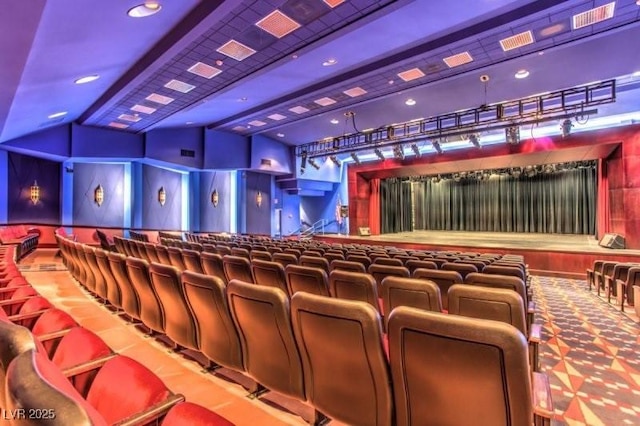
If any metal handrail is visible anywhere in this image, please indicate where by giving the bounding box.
[299,219,326,238]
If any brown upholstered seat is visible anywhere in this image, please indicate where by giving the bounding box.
[107,252,141,321]
[605,263,633,303]
[330,259,367,273]
[154,245,171,264]
[216,245,232,256]
[387,307,553,426]
[94,248,122,309]
[412,269,463,310]
[250,259,288,295]
[405,259,438,274]
[329,270,379,312]
[587,260,605,291]
[227,280,305,400]
[182,271,243,371]
[373,257,403,267]
[483,264,526,281]
[231,247,250,259]
[125,257,165,334]
[368,264,410,294]
[250,250,272,262]
[222,255,254,284]
[181,249,204,274]
[285,265,329,297]
[442,262,479,280]
[619,266,640,312]
[272,252,298,269]
[0,318,37,407]
[167,247,187,271]
[143,242,161,263]
[200,252,227,283]
[290,292,392,426]
[149,263,198,350]
[346,254,371,270]
[380,276,442,318]
[78,245,96,295]
[299,255,330,274]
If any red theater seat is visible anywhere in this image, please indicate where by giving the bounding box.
[162,402,234,425]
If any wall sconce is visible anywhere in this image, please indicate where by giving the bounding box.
[94,184,104,206]
[211,189,219,207]
[158,186,166,206]
[256,191,263,208]
[30,180,40,205]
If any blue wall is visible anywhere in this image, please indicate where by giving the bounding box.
[71,124,144,158]
[146,127,204,169]
[242,171,272,235]
[142,164,183,230]
[199,170,234,233]
[204,130,250,169]
[72,163,125,227]
[3,125,71,159]
[250,134,292,174]
[7,152,61,224]
[300,164,349,234]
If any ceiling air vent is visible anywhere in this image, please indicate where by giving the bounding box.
[573,2,615,29]
[217,39,257,61]
[180,149,195,158]
[323,0,345,7]
[164,79,195,93]
[397,68,425,82]
[499,30,534,51]
[443,52,473,68]
[255,10,301,38]
[187,62,222,79]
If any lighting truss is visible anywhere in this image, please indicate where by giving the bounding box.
[294,80,616,157]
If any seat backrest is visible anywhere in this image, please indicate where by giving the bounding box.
[442,262,479,280]
[290,292,392,426]
[5,350,107,426]
[155,245,172,264]
[0,319,36,407]
[285,265,330,297]
[200,251,227,283]
[142,242,160,263]
[230,247,250,259]
[180,249,204,274]
[181,271,243,371]
[52,327,112,370]
[107,252,141,321]
[330,259,367,274]
[387,308,532,426]
[412,269,463,310]
[272,252,298,269]
[345,254,371,269]
[125,257,165,333]
[299,255,330,274]
[167,247,187,271]
[83,245,103,295]
[380,277,442,318]
[251,259,288,295]
[368,264,410,294]
[227,280,305,400]
[222,255,254,283]
[373,257,403,267]
[149,263,198,350]
[405,259,438,274]
[31,308,78,336]
[250,250,272,262]
[329,270,379,312]
[86,355,171,424]
[162,402,234,426]
[483,265,525,281]
[94,248,121,308]
[465,272,528,305]
[448,284,527,335]
[323,252,344,263]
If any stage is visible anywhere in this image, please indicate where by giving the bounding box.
[314,231,640,278]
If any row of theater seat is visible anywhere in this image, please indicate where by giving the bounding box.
[587,259,640,315]
[56,233,553,425]
[0,242,233,425]
[0,225,40,260]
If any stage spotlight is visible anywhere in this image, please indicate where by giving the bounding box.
[432,139,444,154]
[505,126,520,145]
[350,152,361,165]
[300,151,307,174]
[393,145,405,160]
[374,148,385,161]
[386,126,395,140]
[469,133,481,149]
[410,143,421,157]
[329,155,341,166]
[561,119,573,138]
[332,137,341,150]
[308,158,320,170]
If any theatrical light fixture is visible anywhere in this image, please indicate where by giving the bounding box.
[469,133,481,149]
[30,181,40,205]
[75,75,100,84]
[300,151,308,174]
[48,111,67,119]
[405,98,416,106]
[329,155,341,166]
[374,148,385,160]
[411,143,421,157]
[432,140,444,154]
[393,145,405,160]
[94,184,104,207]
[515,69,530,79]
[158,186,166,206]
[308,158,320,170]
[561,119,573,138]
[350,152,361,164]
[386,126,395,140]
[505,126,520,145]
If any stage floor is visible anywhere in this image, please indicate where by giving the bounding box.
[319,230,640,255]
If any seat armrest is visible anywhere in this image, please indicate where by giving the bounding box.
[528,323,542,344]
[114,394,185,426]
[62,353,119,378]
[532,372,554,424]
[7,309,48,327]
[37,328,72,343]
[527,300,535,314]
[0,296,33,307]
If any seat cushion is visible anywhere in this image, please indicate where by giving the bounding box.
[162,402,234,426]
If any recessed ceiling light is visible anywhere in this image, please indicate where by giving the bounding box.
[109,122,129,129]
[48,111,67,119]
[515,69,530,79]
[289,105,309,114]
[268,113,287,121]
[314,97,336,106]
[388,80,395,85]
[74,75,100,84]
[186,121,194,125]
[187,62,221,79]
[118,114,141,123]
[322,58,338,66]
[131,104,157,114]
[146,93,174,105]
[248,120,266,127]
[164,79,195,93]
[127,2,162,18]
[277,133,285,138]
[632,71,640,77]
[405,98,416,106]
[343,87,367,97]
[239,97,248,102]
[330,119,340,124]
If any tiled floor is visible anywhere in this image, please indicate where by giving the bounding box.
[21,249,640,425]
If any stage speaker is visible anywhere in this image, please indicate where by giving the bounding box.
[358,227,371,237]
[599,233,625,249]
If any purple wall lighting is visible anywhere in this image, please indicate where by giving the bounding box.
[142,164,182,230]
[72,163,125,227]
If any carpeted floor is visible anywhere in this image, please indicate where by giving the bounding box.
[534,276,640,426]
